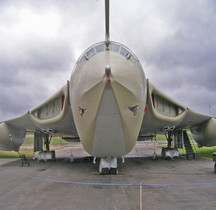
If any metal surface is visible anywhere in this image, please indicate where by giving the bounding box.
[105,0,110,44]
[99,157,117,174]
[161,147,179,159]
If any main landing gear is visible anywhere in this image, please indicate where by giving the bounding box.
[34,132,56,162]
[161,128,179,159]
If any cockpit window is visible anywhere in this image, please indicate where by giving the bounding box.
[120,47,129,58]
[111,43,120,53]
[95,44,104,53]
[86,47,96,59]
[77,41,138,65]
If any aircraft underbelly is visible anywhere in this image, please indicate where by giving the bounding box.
[92,86,126,157]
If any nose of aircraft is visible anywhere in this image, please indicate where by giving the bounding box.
[69,42,147,156]
[105,65,111,82]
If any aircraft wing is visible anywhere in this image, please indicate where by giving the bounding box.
[140,79,216,147]
[0,81,77,151]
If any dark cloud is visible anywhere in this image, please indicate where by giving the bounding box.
[0,0,216,120]
[131,0,216,115]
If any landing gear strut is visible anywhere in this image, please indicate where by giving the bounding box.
[18,152,30,166]
[37,133,56,162]
[167,131,173,149]
[162,130,179,159]
[10,139,30,166]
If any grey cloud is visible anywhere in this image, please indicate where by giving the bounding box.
[0,40,73,71]
[0,0,216,119]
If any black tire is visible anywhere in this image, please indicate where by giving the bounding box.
[110,168,118,175]
[100,168,109,175]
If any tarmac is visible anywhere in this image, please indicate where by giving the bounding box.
[0,141,216,210]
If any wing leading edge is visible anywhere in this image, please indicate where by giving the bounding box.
[0,82,77,151]
[140,79,216,147]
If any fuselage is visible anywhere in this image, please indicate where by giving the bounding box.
[70,41,147,157]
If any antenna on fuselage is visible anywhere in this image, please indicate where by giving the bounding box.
[105,0,110,46]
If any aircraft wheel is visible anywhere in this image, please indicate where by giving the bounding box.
[214,163,216,173]
[100,168,109,175]
[110,168,118,175]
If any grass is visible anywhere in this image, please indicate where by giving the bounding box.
[154,135,167,141]
[1,134,216,159]
[179,145,216,159]
[24,135,68,145]
[0,135,69,158]
[0,149,34,158]
[192,145,216,159]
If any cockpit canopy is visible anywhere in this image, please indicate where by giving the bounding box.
[77,41,138,65]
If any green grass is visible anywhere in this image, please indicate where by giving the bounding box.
[0,135,69,158]
[0,149,33,158]
[23,135,68,145]
[193,145,216,159]
[1,133,216,159]
[179,145,216,159]
[155,135,166,141]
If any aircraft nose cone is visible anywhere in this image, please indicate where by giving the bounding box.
[105,65,111,76]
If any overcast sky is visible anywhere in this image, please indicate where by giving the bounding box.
[0,0,216,121]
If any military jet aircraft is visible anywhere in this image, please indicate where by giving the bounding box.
[0,0,216,174]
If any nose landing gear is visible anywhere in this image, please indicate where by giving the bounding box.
[99,157,118,174]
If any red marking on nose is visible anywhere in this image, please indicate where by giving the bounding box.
[106,76,111,82]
